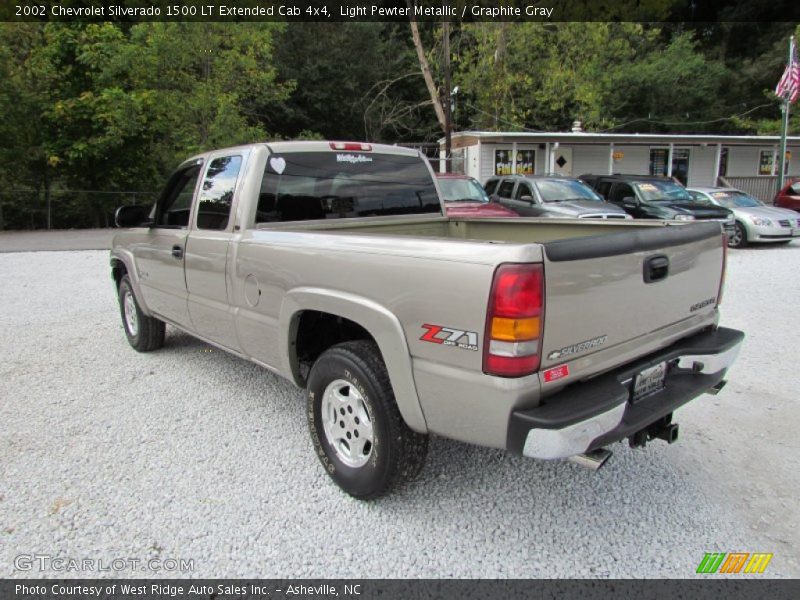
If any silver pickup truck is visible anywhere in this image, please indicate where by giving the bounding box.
[110,141,744,498]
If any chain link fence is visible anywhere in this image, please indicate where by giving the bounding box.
[0,190,158,231]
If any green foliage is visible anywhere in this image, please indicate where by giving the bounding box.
[0,21,290,227]
[454,23,733,133]
[0,19,797,230]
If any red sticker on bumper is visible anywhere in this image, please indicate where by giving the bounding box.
[543,364,569,382]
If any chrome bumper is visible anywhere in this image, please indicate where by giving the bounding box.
[508,327,744,460]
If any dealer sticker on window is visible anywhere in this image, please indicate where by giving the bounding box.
[632,361,667,401]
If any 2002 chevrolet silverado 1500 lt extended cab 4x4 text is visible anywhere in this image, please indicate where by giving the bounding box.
[110,141,744,498]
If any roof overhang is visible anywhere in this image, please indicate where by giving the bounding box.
[440,131,800,147]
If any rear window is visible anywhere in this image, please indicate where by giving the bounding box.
[255,152,440,223]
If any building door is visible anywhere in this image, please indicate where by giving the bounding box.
[553,147,573,176]
[672,149,690,185]
[649,148,690,185]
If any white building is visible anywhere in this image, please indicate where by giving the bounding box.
[440,131,800,201]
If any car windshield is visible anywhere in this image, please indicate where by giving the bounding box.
[709,190,763,208]
[535,179,602,202]
[634,180,692,202]
[437,177,490,203]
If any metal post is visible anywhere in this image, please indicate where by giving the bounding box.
[778,101,790,191]
[777,35,794,191]
[667,143,674,178]
[608,143,614,175]
[511,142,517,174]
[714,143,722,186]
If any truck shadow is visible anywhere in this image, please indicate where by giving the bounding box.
[151,327,753,577]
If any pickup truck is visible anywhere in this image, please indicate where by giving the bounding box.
[110,141,744,499]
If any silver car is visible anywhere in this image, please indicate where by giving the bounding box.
[688,187,800,248]
[485,175,631,219]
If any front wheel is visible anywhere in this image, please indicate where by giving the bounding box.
[306,341,428,499]
[729,222,747,248]
[118,275,165,352]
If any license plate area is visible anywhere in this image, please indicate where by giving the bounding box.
[632,361,667,402]
[791,227,800,237]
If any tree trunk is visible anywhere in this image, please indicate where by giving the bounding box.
[408,8,446,133]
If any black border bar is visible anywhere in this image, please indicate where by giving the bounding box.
[3,0,800,23]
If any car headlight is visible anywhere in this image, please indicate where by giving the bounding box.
[749,216,772,226]
[674,214,695,221]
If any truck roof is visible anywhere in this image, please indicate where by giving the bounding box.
[181,141,422,164]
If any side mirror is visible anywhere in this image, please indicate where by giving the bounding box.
[621,196,637,208]
[115,204,151,228]
[520,195,535,203]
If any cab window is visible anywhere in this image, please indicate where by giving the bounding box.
[154,163,202,228]
[496,180,515,199]
[196,155,242,230]
[609,183,635,204]
[514,181,534,200]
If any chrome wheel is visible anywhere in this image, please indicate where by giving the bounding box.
[321,379,374,468]
[123,290,138,336]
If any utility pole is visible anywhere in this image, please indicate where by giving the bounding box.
[443,22,452,173]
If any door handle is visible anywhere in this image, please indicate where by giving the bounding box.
[171,245,183,259]
[643,254,669,283]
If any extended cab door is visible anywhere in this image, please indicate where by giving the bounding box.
[134,161,202,328]
[184,152,247,351]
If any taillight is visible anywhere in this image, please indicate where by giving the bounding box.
[483,263,544,377]
[329,142,372,151]
[717,232,727,306]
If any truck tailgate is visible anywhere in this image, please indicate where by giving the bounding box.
[540,222,724,373]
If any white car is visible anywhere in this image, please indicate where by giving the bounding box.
[688,187,800,248]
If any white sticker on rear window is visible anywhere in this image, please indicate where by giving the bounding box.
[638,183,657,191]
[711,192,730,198]
[269,156,286,174]
[336,154,373,164]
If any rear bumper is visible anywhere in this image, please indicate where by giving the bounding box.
[507,326,744,459]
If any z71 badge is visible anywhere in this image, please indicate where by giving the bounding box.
[420,324,479,351]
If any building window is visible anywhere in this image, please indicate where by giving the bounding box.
[760,149,789,175]
[494,149,513,175]
[758,150,774,175]
[649,149,668,177]
[516,150,535,176]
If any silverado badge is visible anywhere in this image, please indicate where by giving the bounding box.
[547,335,608,361]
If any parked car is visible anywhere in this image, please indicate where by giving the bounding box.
[688,187,800,248]
[435,173,518,217]
[111,141,743,498]
[774,179,800,212]
[581,174,735,238]
[483,174,630,219]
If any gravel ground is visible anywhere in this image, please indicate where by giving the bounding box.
[0,245,798,578]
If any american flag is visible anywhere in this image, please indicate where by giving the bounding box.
[775,37,799,104]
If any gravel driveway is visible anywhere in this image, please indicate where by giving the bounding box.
[0,245,798,578]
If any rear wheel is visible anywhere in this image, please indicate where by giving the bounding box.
[729,222,747,248]
[306,340,428,499]
[118,275,165,352]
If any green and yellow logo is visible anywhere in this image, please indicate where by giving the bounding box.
[696,552,773,574]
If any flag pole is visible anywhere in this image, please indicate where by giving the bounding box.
[777,35,793,192]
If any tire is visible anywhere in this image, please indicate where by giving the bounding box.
[306,340,428,499]
[729,222,747,249]
[117,275,165,352]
